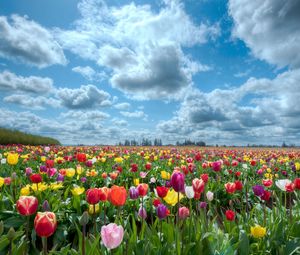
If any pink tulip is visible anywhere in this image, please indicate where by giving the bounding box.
[179,207,190,219]
[101,223,124,250]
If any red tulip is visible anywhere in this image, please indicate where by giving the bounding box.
[261,190,271,201]
[109,185,127,206]
[200,173,209,183]
[156,186,169,198]
[225,182,236,194]
[225,210,235,221]
[153,198,161,207]
[86,188,101,204]
[99,187,110,201]
[262,179,273,187]
[294,178,300,190]
[76,153,86,162]
[137,183,148,197]
[285,183,295,192]
[30,174,42,184]
[234,180,243,191]
[34,212,57,237]
[192,178,205,193]
[46,159,54,168]
[16,196,38,216]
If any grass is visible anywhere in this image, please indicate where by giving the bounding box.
[0,127,60,145]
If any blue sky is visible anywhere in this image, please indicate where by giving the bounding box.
[0,0,299,145]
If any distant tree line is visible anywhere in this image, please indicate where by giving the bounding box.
[0,127,60,145]
[117,138,206,146]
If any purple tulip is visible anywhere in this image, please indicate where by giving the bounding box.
[157,204,168,219]
[80,177,87,183]
[138,206,147,219]
[56,174,64,182]
[212,161,222,172]
[40,165,47,173]
[171,171,185,192]
[252,185,264,197]
[199,201,207,209]
[129,186,139,200]
[25,167,33,176]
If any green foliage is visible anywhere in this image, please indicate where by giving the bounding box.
[0,127,60,145]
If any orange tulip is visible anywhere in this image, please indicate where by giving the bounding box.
[109,185,127,206]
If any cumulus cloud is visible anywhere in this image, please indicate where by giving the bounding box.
[0,14,66,68]
[56,0,217,99]
[56,84,111,109]
[0,70,54,94]
[120,110,147,119]
[157,69,300,145]
[229,0,300,68]
[3,94,60,110]
[72,65,107,81]
[114,102,131,110]
[61,110,110,120]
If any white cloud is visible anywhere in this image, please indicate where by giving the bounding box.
[56,84,111,109]
[114,102,131,110]
[157,69,300,145]
[0,14,66,68]
[55,0,218,99]
[120,110,147,119]
[3,94,59,110]
[229,0,300,68]
[72,65,107,81]
[61,110,110,120]
[0,70,54,94]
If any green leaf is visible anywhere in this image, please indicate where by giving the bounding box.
[238,230,250,255]
[0,236,9,251]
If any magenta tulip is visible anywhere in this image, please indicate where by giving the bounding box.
[171,171,185,192]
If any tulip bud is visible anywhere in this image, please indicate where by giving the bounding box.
[138,206,147,219]
[0,221,3,236]
[7,227,16,241]
[42,200,51,212]
[79,211,89,226]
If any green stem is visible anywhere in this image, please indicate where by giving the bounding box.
[26,216,30,241]
[42,237,47,255]
[82,224,86,255]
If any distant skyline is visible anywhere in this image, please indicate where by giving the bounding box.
[0,0,299,145]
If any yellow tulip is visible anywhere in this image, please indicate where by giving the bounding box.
[66,168,76,178]
[76,165,83,175]
[0,177,4,187]
[251,225,266,238]
[101,157,106,163]
[31,183,48,192]
[161,171,170,180]
[88,203,100,214]
[20,185,31,196]
[7,153,19,165]
[71,186,85,196]
[41,156,46,162]
[134,178,140,186]
[295,162,300,171]
[163,189,184,206]
[50,183,64,190]
[114,157,123,163]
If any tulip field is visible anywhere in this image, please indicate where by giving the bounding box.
[0,145,300,255]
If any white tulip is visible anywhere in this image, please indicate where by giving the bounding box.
[206,191,214,201]
[185,186,195,199]
[275,179,291,191]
